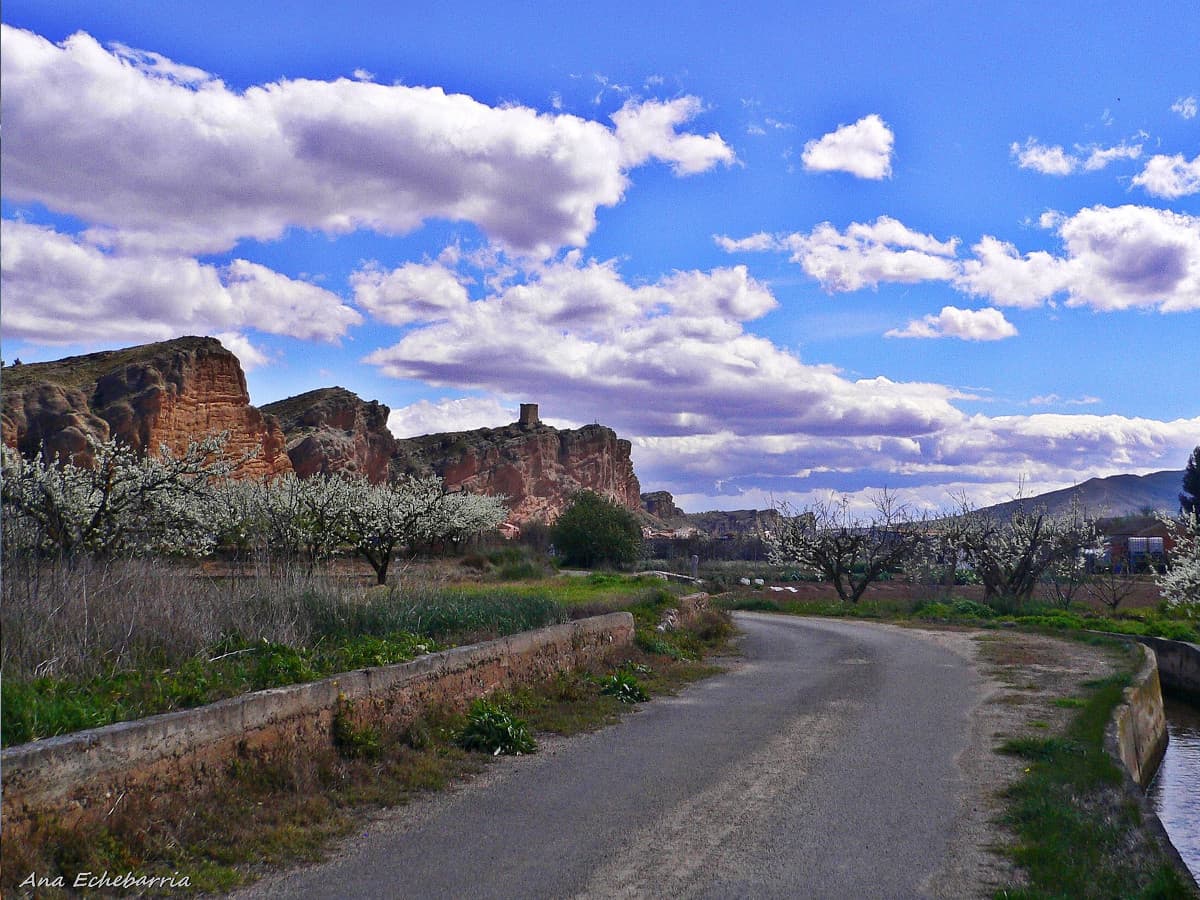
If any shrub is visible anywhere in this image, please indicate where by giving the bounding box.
[634,632,683,658]
[916,601,954,620]
[951,598,995,618]
[551,491,642,569]
[498,560,543,581]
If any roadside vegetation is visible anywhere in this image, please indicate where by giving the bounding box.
[1,586,732,895]
[0,552,696,747]
[994,663,1193,898]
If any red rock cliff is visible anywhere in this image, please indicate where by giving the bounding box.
[2,337,292,478]
[393,419,642,525]
[261,387,397,483]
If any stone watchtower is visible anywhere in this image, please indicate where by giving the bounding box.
[519,403,540,427]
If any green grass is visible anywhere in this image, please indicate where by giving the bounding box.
[718,592,1199,643]
[995,674,1195,899]
[443,572,685,606]
[2,633,434,747]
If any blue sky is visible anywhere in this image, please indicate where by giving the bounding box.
[2,1,1197,513]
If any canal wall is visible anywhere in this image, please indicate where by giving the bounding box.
[1,613,635,840]
[1104,638,1200,891]
[1125,635,1200,703]
[1106,642,1168,789]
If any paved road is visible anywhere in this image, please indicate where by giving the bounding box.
[236,614,977,899]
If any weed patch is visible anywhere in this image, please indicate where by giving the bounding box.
[2,633,433,746]
[457,698,538,756]
[598,672,650,704]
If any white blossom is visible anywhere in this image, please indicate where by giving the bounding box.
[1157,513,1200,612]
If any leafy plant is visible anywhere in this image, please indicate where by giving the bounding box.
[457,698,537,755]
[635,632,687,659]
[598,672,649,703]
[951,598,995,618]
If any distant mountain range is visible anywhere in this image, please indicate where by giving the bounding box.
[978,470,1186,521]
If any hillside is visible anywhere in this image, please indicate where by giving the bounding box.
[978,470,1186,520]
[261,387,397,483]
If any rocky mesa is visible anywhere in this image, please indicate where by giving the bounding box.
[3,339,644,526]
[390,404,642,524]
[1,336,292,479]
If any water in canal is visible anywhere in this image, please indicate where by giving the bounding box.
[1148,695,1200,881]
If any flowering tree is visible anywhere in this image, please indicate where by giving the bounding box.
[209,473,357,569]
[942,495,1097,611]
[768,490,927,605]
[3,435,505,579]
[1157,512,1200,614]
[336,475,507,584]
[1,434,231,557]
[430,489,511,546]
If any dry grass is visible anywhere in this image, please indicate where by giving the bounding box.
[1,554,349,681]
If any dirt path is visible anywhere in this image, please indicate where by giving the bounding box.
[911,627,1127,897]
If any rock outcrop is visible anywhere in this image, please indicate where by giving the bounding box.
[5,338,646,525]
[2,337,292,478]
[392,413,642,524]
[641,490,686,522]
[641,489,782,537]
[261,388,397,483]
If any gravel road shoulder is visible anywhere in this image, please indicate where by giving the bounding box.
[906,626,1127,897]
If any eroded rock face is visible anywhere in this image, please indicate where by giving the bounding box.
[394,421,642,524]
[641,490,686,522]
[2,337,292,478]
[4,338,646,525]
[1,381,109,466]
[261,387,398,483]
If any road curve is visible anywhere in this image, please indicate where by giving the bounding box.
[235,613,978,899]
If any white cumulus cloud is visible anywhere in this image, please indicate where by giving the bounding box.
[717,217,959,292]
[611,97,735,175]
[0,25,732,257]
[1011,138,1077,175]
[351,262,470,326]
[726,206,1199,314]
[960,205,1200,312]
[387,397,519,437]
[1132,153,1200,199]
[801,114,894,179]
[885,306,1018,341]
[1082,141,1142,171]
[1012,137,1145,175]
[0,220,361,345]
